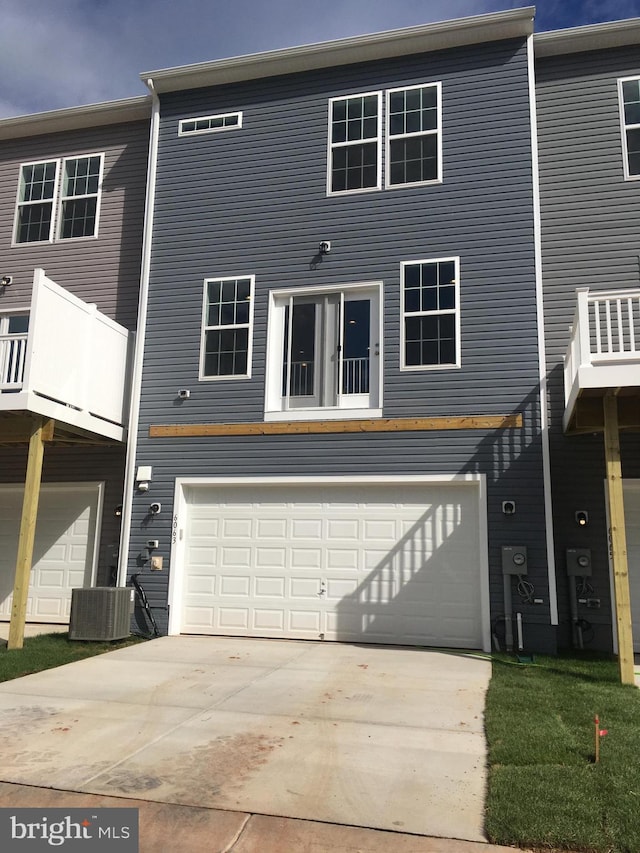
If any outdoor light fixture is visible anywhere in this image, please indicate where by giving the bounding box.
[1,275,12,287]
[319,241,331,254]
[114,505,123,518]
[575,510,589,526]
[502,500,516,515]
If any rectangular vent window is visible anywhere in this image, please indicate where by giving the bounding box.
[179,112,243,136]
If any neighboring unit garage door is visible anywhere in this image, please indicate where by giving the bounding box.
[623,482,640,654]
[0,484,101,623]
[179,482,484,649]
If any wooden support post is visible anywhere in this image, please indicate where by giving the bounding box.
[603,396,635,685]
[7,417,51,650]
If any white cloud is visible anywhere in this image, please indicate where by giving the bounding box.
[1,0,638,118]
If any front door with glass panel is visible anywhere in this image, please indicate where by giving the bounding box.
[0,314,29,390]
[282,291,377,411]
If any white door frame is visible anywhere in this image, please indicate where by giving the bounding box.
[168,473,490,651]
[607,478,640,654]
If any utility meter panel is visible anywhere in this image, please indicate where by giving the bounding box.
[501,545,528,575]
[566,547,592,576]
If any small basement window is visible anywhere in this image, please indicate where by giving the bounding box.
[179,112,243,136]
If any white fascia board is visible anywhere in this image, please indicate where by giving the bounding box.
[535,18,640,57]
[142,8,534,94]
[0,96,151,141]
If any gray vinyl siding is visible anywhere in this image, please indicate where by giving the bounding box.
[0,119,149,329]
[0,118,148,588]
[537,46,640,651]
[131,38,553,649]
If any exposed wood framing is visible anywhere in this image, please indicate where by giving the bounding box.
[7,417,53,650]
[0,415,55,444]
[150,414,523,438]
[571,396,640,434]
[0,413,114,446]
[603,395,635,685]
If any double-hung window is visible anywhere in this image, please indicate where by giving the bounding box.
[328,83,441,194]
[386,83,441,187]
[401,258,460,370]
[200,276,254,379]
[265,283,382,419]
[619,77,640,179]
[328,92,382,194]
[13,154,104,244]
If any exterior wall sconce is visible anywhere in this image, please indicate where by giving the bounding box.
[1,275,12,287]
[502,500,516,515]
[575,510,589,526]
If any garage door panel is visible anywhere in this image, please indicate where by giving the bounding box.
[0,485,99,624]
[179,483,483,649]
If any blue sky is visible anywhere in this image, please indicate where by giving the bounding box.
[1,0,639,118]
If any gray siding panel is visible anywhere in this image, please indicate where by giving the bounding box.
[131,38,552,648]
[0,118,148,587]
[537,46,640,651]
[0,120,148,328]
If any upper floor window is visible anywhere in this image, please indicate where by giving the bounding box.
[400,258,460,370]
[386,83,441,188]
[13,154,104,244]
[328,92,382,195]
[200,276,254,380]
[265,282,382,420]
[327,83,440,196]
[179,112,243,136]
[619,77,640,179]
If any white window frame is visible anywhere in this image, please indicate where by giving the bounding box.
[265,281,383,421]
[12,159,59,246]
[199,274,255,381]
[327,91,382,197]
[12,153,104,246]
[385,82,442,189]
[57,153,105,242]
[400,257,461,371]
[178,112,243,137]
[618,76,640,181]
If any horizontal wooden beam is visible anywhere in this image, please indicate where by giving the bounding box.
[150,414,523,438]
[0,415,55,444]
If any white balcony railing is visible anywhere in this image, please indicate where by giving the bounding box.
[0,334,27,390]
[564,287,640,424]
[0,268,133,441]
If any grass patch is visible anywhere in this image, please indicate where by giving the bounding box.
[0,632,145,683]
[485,654,640,852]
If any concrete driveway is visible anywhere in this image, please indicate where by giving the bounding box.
[0,637,491,842]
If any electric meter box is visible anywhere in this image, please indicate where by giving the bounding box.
[501,545,528,575]
[566,547,592,576]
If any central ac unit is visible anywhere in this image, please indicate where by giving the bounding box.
[69,587,133,641]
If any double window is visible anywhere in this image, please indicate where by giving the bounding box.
[14,154,104,244]
[619,77,640,179]
[265,283,381,419]
[200,276,255,379]
[401,258,460,370]
[328,83,441,195]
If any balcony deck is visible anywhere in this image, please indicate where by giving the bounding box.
[0,269,133,443]
[564,287,640,434]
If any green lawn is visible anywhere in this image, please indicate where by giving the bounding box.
[485,654,640,852]
[0,632,145,683]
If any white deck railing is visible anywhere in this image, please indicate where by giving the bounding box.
[564,287,640,405]
[0,268,132,440]
[0,334,27,389]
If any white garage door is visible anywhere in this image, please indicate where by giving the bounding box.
[177,481,485,649]
[623,482,640,653]
[0,484,101,623]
